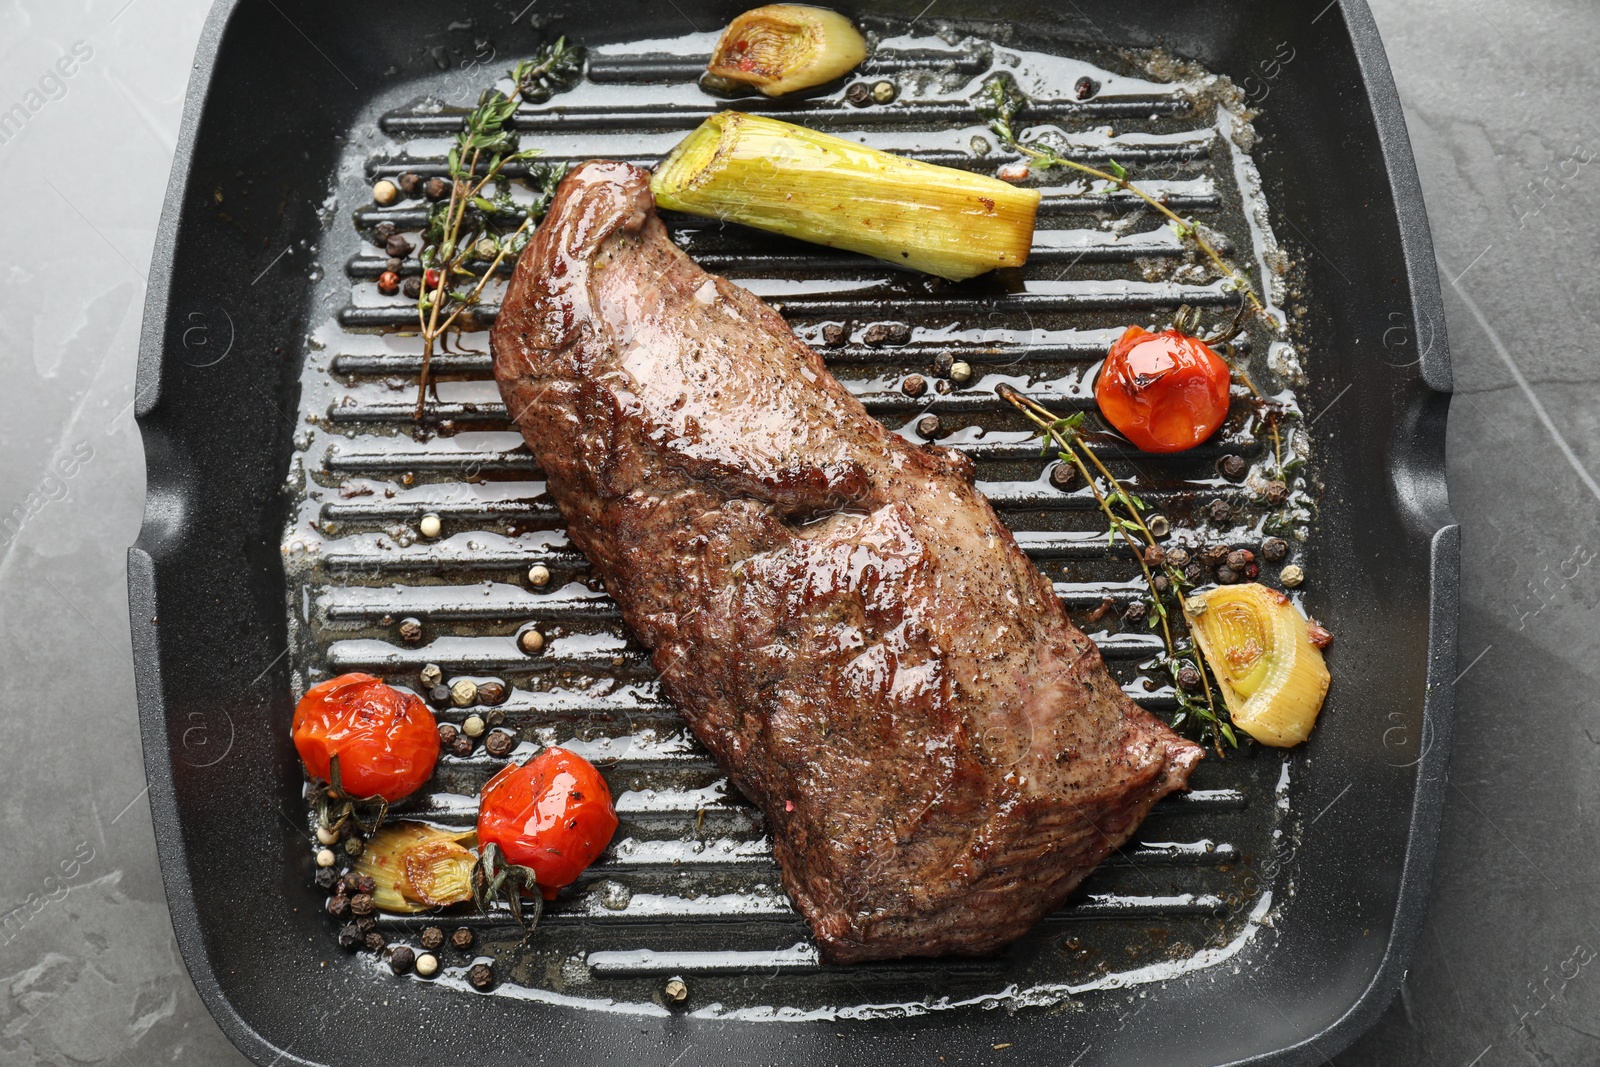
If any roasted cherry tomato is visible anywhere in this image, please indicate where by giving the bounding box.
[476,747,618,900]
[1094,325,1232,453]
[292,673,439,803]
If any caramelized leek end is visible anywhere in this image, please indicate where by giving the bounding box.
[353,823,477,913]
[707,5,867,96]
[651,112,1040,281]
[1183,583,1331,748]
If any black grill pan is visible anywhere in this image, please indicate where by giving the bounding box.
[128,1,1456,1064]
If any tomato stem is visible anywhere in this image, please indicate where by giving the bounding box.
[471,841,544,935]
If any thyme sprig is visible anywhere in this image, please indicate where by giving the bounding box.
[413,41,582,420]
[978,75,1267,324]
[996,384,1237,753]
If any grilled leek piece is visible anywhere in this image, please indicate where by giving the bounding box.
[353,822,477,913]
[707,6,866,96]
[651,113,1040,280]
[1183,583,1331,748]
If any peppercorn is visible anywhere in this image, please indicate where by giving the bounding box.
[901,374,927,398]
[484,730,515,758]
[1151,573,1171,595]
[1226,549,1254,570]
[468,963,495,991]
[1219,455,1247,481]
[314,866,339,889]
[316,847,336,868]
[664,977,689,1003]
[862,322,911,347]
[1184,561,1205,584]
[424,176,450,200]
[1074,75,1101,100]
[1143,545,1166,566]
[327,893,351,918]
[420,926,445,951]
[1243,562,1259,579]
[871,80,897,104]
[527,563,551,587]
[845,82,872,107]
[418,513,442,539]
[820,322,846,347]
[398,172,422,196]
[350,893,375,916]
[1166,547,1191,568]
[948,360,973,384]
[420,663,443,688]
[1204,544,1230,567]
[915,414,942,438]
[451,927,475,950]
[364,931,387,952]
[373,221,397,242]
[478,681,507,706]
[1280,564,1305,588]
[1216,565,1239,584]
[1147,514,1171,538]
[354,874,376,895]
[1177,666,1202,691]
[1049,461,1076,489]
[340,873,361,894]
[431,685,453,707]
[356,916,377,935]
[1260,537,1289,563]
[462,713,486,737]
[932,351,955,376]
[388,945,415,975]
[399,617,423,644]
[516,627,545,655]
[401,276,422,299]
[338,923,362,950]
[1207,499,1233,525]
[1263,480,1290,506]
[484,707,505,728]
[415,953,439,978]
[384,256,403,274]
[452,680,479,708]
[384,234,414,259]
[377,271,400,296]
[1123,601,1148,624]
[473,237,498,261]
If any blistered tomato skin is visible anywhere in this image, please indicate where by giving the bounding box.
[292,673,440,803]
[477,747,619,900]
[1094,325,1232,453]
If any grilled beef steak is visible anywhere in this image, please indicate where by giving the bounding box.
[491,161,1204,962]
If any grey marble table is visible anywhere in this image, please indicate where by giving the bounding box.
[0,1,1594,1063]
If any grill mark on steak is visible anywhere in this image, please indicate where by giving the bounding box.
[491,161,1203,962]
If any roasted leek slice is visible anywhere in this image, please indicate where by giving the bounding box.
[707,5,866,96]
[353,822,477,913]
[651,112,1040,280]
[1183,583,1331,748]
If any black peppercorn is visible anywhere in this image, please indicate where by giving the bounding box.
[1074,75,1100,100]
[1226,549,1254,570]
[354,874,376,895]
[845,82,872,107]
[350,893,375,917]
[398,172,422,196]
[389,945,416,975]
[438,723,459,747]
[1184,561,1205,584]
[431,685,453,706]
[364,931,387,952]
[1263,480,1290,506]
[862,322,911,347]
[1207,499,1232,525]
[1204,544,1230,567]
[451,927,475,950]
[1260,537,1289,563]
[399,617,423,644]
[420,926,445,951]
[1177,665,1202,691]
[1166,547,1191,568]
[468,962,495,991]
[915,414,942,439]
[327,893,351,918]
[384,256,403,274]
[1049,461,1076,489]
[373,221,397,242]
[451,734,475,758]
[340,873,361,894]
[932,351,955,376]
[901,374,927,398]
[478,681,507,706]
[1151,573,1170,595]
[425,176,450,200]
[402,275,422,299]
[384,234,414,259]
[314,867,339,889]
[1219,455,1247,481]
[356,916,377,935]
[338,923,362,949]
[1123,601,1148,624]
[484,731,515,758]
[1216,565,1239,584]
[484,707,506,728]
[1143,545,1166,566]
[820,323,846,347]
